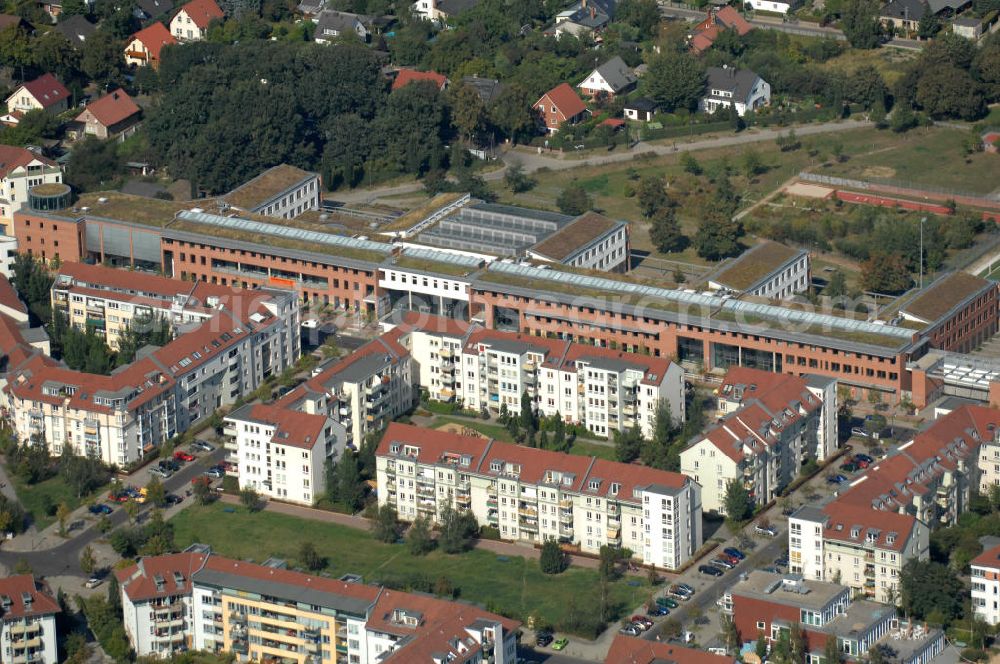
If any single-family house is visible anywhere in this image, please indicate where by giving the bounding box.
[53,14,95,45]
[624,97,657,122]
[314,9,370,42]
[689,6,753,53]
[701,66,770,117]
[578,55,637,98]
[391,68,449,92]
[533,82,588,133]
[879,0,928,31]
[412,0,479,22]
[72,89,142,141]
[124,22,177,68]
[547,0,614,38]
[5,74,70,118]
[134,0,174,19]
[170,0,223,40]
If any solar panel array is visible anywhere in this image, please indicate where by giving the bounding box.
[402,246,482,268]
[487,262,914,340]
[176,210,392,255]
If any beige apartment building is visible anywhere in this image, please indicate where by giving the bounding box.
[376,422,703,570]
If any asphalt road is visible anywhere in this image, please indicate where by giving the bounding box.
[0,447,225,577]
[642,527,789,642]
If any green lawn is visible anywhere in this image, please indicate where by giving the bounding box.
[568,439,617,461]
[171,503,652,633]
[429,416,515,441]
[9,471,106,530]
[813,126,998,196]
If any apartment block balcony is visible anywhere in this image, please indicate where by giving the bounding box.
[559,497,573,509]
[559,525,574,539]
[8,624,40,637]
[607,528,621,544]
[519,518,539,532]
[864,564,876,578]
[439,348,453,359]
[487,509,498,523]
[559,511,573,524]
[28,408,43,420]
[456,492,471,506]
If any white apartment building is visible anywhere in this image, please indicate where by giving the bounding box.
[0,234,17,278]
[0,145,63,227]
[680,366,831,514]
[525,212,630,273]
[224,403,337,505]
[0,575,60,664]
[376,422,703,570]
[118,549,520,663]
[221,164,322,220]
[3,270,299,466]
[52,261,246,348]
[399,314,684,440]
[705,240,809,300]
[972,543,1000,625]
[788,504,929,604]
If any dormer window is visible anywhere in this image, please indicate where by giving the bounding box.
[390,443,400,454]
[610,482,620,496]
[490,460,502,473]
[588,479,601,491]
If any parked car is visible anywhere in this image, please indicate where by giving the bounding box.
[676,583,695,595]
[840,462,859,472]
[855,453,874,464]
[658,597,679,609]
[851,427,870,438]
[649,605,670,616]
[668,590,690,601]
[89,504,113,515]
[174,451,195,462]
[84,578,103,589]
[108,491,129,503]
[775,555,789,567]
[699,565,724,577]
[711,558,734,569]
[552,638,569,651]
[164,494,183,506]
[204,468,224,479]
[855,458,870,469]
[827,474,848,484]
[631,616,653,629]
[754,524,778,537]
[535,632,553,648]
[724,547,746,560]
[762,565,782,574]
[150,467,172,479]
[721,553,741,565]
[192,441,215,452]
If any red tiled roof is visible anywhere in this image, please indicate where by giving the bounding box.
[177,0,223,28]
[391,68,448,91]
[130,22,177,60]
[57,262,192,299]
[719,367,821,418]
[820,501,917,552]
[397,310,473,338]
[75,89,140,129]
[376,421,494,467]
[0,276,26,316]
[117,553,207,602]
[198,555,382,602]
[606,635,735,664]
[0,575,60,619]
[536,82,587,118]
[971,543,1000,569]
[18,74,69,109]
[715,6,752,33]
[369,588,518,664]
[239,403,329,450]
[0,144,55,179]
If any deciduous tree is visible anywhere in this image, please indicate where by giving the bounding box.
[643,50,706,112]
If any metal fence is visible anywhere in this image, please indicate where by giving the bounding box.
[799,172,999,205]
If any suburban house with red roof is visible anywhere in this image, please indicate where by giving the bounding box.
[972,542,1000,625]
[398,312,682,439]
[72,89,142,141]
[390,67,449,92]
[533,82,588,133]
[4,73,70,118]
[680,366,834,514]
[125,22,177,68]
[689,6,753,53]
[376,422,703,569]
[118,549,520,662]
[0,575,60,664]
[170,0,223,40]
[0,144,63,224]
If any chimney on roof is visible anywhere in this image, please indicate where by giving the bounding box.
[590,5,596,17]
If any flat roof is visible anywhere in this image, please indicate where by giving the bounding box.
[529,211,623,262]
[222,164,316,212]
[732,571,846,612]
[379,193,467,233]
[706,240,804,292]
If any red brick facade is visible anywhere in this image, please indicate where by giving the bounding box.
[14,212,84,263]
